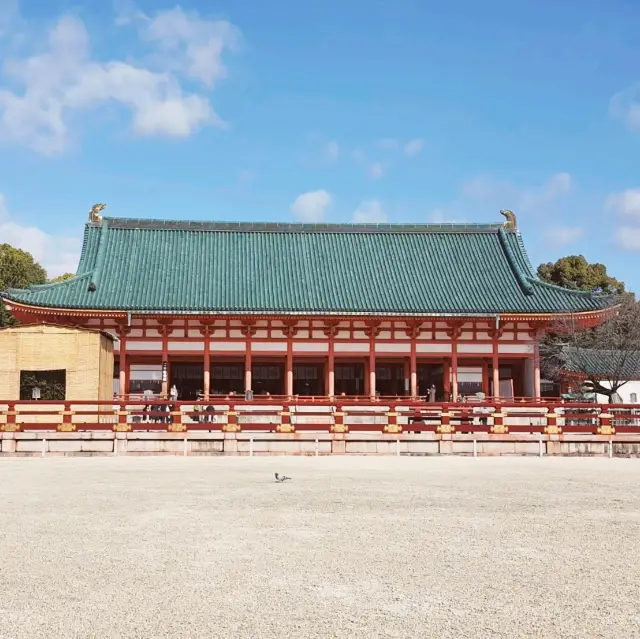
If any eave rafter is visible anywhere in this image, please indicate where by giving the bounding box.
[2,299,616,329]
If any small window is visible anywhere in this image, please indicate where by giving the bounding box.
[631,393,638,404]
[20,370,66,400]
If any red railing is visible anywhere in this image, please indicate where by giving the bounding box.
[1,399,639,435]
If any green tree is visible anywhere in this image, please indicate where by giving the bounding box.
[0,244,47,327]
[48,272,74,283]
[537,255,626,295]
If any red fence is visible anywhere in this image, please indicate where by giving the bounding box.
[1,399,639,436]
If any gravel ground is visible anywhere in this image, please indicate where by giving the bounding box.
[1,457,640,639]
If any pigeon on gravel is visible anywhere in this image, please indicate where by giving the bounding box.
[275,473,292,482]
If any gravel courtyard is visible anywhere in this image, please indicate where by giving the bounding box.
[1,457,639,639]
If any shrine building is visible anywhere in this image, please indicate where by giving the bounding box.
[1,208,613,401]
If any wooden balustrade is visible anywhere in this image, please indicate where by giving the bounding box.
[0,399,639,435]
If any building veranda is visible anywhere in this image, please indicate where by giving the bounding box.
[1,208,614,402]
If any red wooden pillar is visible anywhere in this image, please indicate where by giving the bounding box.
[443,360,451,398]
[116,323,130,398]
[369,352,376,399]
[241,320,256,393]
[492,337,500,400]
[482,359,490,396]
[450,343,459,402]
[410,341,418,398]
[203,338,211,399]
[533,342,541,399]
[286,340,293,397]
[447,322,461,403]
[365,321,380,399]
[324,321,338,398]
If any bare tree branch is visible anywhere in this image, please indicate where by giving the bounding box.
[540,299,640,400]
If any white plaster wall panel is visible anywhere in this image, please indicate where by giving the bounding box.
[210,342,246,352]
[457,343,493,354]
[458,367,482,382]
[128,341,162,351]
[188,329,203,338]
[416,343,452,353]
[128,329,144,338]
[229,330,244,339]
[336,330,351,339]
[460,332,474,340]
[517,323,530,329]
[338,322,350,329]
[416,332,434,340]
[498,333,515,341]
[171,329,185,338]
[312,331,327,339]
[168,341,204,351]
[293,342,329,352]
[256,320,269,328]
[375,343,410,354]
[378,331,392,340]
[498,344,534,354]
[353,331,368,340]
[352,321,366,329]
[131,319,144,326]
[435,322,448,329]
[476,332,491,340]
[130,364,162,371]
[334,342,369,353]
[113,340,120,351]
[270,330,286,339]
[86,319,101,326]
[435,332,449,340]
[254,330,269,339]
[296,330,310,339]
[252,342,287,352]
[597,380,640,404]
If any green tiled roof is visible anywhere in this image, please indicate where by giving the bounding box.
[562,348,640,380]
[2,217,614,316]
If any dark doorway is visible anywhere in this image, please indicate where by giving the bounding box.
[20,369,66,400]
[375,363,406,396]
[335,362,365,396]
[293,363,325,396]
[253,363,284,396]
[418,364,444,401]
[170,363,204,401]
[211,363,244,395]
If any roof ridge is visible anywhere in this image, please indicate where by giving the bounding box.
[98,217,508,234]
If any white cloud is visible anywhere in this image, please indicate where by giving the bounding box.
[543,226,584,246]
[461,172,572,212]
[0,194,81,277]
[404,138,424,156]
[353,200,387,223]
[290,189,332,223]
[0,8,238,155]
[615,226,640,251]
[369,162,384,179]
[324,140,339,161]
[374,138,399,150]
[605,188,640,220]
[141,6,239,88]
[610,84,640,131]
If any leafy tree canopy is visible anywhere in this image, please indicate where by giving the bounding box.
[0,244,48,327]
[537,255,627,296]
[48,272,74,283]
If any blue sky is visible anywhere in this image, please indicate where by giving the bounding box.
[0,0,639,292]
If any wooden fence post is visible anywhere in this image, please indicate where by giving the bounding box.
[437,404,454,434]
